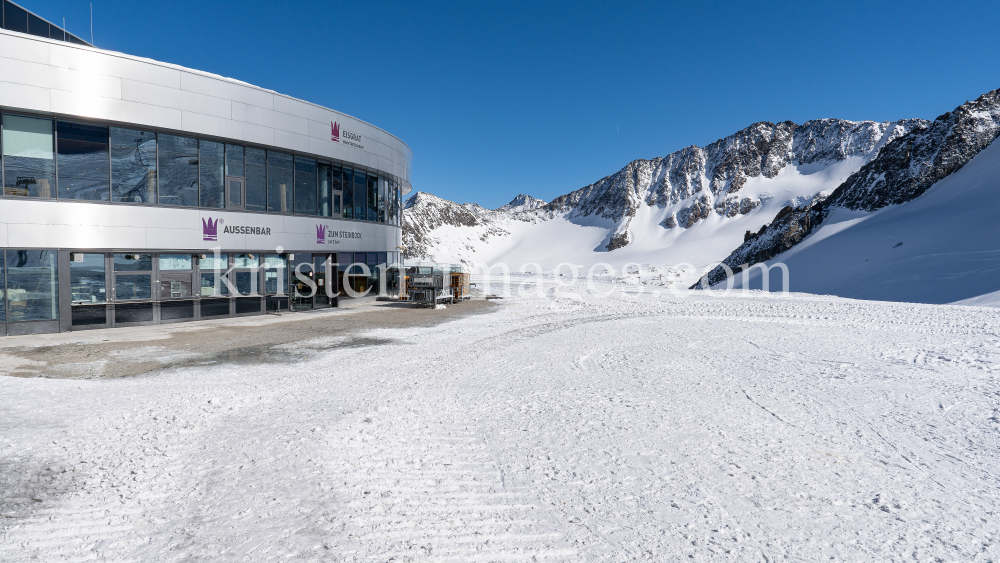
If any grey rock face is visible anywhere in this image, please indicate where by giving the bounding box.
[694,87,1000,289]
[828,90,1000,211]
[403,112,931,258]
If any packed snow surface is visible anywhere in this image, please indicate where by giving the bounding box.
[3,282,1000,561]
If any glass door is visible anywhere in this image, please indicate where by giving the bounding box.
[69,252,109,328]
[314,254,332,307]
[112,253,154,325]
[226,176,244,209]
[289,253,314,311]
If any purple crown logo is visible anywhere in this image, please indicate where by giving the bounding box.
[316,224,327,244]
[202,217,219,241]
[331,121,340,142]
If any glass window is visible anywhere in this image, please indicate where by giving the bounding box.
[157,134,198,206]
[330,164,342,215]
[159,254,193,299]
[233,253,259,269]
[342,168,354,219]
[234,253,260,295]
[0,252,4,322]
[3,115,55,198]
[200,140,225,208]
[199,254,229,271]
[318,163,332,217]
[114,253,153,271]
[378,177,387,223]
[5,249,58,321]
[49,23,64,41]
[354,170,367,221]
[66,34,86,45]
[159,254,192,270]
[264,254,287,294]
[57,121,109,201]
[367,174,378,222]
[4,1,28,33]
[111,127,156,203]
[200,273,229,297]
[225,144,244,177]
[293,156,317,215]
[115,274,152,300]
[27,12,47,37]
[245,147,267,212]
[267,151,293,213]
[70,253,106,303]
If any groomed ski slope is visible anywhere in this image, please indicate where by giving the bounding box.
[2,284,999,561]
[734,138,1000,303]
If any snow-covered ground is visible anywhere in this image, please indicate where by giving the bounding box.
[2,281,1000,561]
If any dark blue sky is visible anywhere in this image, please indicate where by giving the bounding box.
[32,0,1000,208]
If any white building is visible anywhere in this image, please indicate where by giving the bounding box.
[0,1,412,335]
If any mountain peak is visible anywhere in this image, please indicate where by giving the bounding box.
[498,194,547,213]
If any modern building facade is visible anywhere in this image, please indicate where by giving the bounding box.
[0,2,411,336]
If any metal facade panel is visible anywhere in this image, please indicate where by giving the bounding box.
[0,30,412,184]
[0,199,399,252]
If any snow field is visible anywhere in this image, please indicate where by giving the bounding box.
[2,281,1000,561]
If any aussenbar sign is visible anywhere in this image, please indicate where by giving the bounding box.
[203,217,272,241]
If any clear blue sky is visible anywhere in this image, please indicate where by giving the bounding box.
[31,0,1000,208]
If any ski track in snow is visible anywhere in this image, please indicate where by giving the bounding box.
[2,281,1000,561]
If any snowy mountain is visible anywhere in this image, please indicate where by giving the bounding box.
[696,88,1000,303]
[498,194,547,213]
[404,117,925,282]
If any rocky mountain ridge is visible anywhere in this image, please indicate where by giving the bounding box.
[404,117,926,260]
[694,88,1000,288]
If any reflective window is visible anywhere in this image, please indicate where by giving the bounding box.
[267,151,293,213]
[57,121,110,201]
[354,169,367,220]
[5,249,58,321]
[27,12,47,37]
[70,253,106,303]
[3,115,55,198]
[48,23,63,41]
[111,127,156,203]
[157,134,198,206]
[114,253,153,271]
[234,253,260,295]
[245,147,267,211]
[159,254,193,270]
[199,254,229,271]
[333,193,341,215]
[199,140,225,208]
[114,254,152,301]
[199,253,230,297]
[225,144,244,177]
[342,168,354,219]
[264,254,287,294]
[378,177,386,223]
[293,156,317,215]
[318,162,332,217]
[367,174,378,222]
[159,254,193,299]
[0,253,4,322]
[233,253,259,269]
[200,273,229,297]
[3,1,28,33]
[331,164,343,213]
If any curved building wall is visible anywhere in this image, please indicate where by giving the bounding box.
[0,27,411,335]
